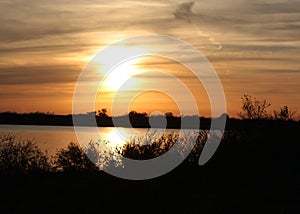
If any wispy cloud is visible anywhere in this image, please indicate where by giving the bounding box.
[0,0,300,114]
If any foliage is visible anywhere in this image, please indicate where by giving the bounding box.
[238,94,271,119]
[87,140,123,170]
[119,132,179,160]
[273,105,296,121]
[0,134,50,174]
[97,108,108,117]
[53,142,98,172]
[119,130,208,164]
[165,112,174,118]
[0,131,208,174]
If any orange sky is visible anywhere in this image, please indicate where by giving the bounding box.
[0,1,300,118]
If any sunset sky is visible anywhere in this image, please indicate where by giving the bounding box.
[0,0,300,117]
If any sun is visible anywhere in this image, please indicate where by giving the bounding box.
[102,59,140,91]
[95,45,146,92]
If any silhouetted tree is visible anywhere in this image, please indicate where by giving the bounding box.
[97,108,108,117]
[127,111,148,127]
[165,112,174,118]
[238,94,271,119]
[128,111,138,118]
[128,111,147,118]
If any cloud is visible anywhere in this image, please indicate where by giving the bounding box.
[249,1,300,14]
[0,65,79,85]
[173,1,194,22]
[0,0,300,114]
[170,0,300,79]
[170,0,300,52]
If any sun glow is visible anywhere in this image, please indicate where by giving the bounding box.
[106,128,130,148]
[102,59,141,91]
[95,45,147,92]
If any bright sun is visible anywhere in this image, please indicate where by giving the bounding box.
[96,45,146,92]
[103,59,140,91]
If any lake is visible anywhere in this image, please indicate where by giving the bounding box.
[0,125,176,155]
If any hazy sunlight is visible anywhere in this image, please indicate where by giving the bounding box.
[102,59,141,91]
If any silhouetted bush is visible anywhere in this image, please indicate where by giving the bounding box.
[0,134,50,174]
[238,94,271,119]
[53,142,99,173]
[119,131,208,164]
[2,120,297,175]
[273,105,296,121]
[118,132,177,160]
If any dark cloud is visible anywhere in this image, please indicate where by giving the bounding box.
[250,1,300,14]
[0,65,79,85]
[173,0,300,42]
[173,1,194,22]
[0,43,100,55]
[0,1,135,43]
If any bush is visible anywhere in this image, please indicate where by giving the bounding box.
[0,134,50,174]
[119,130,208,164]
[273,105,296,121]
[53,142,99,173]
[238,94,271,119]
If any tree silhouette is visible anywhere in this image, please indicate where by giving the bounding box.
[238,94,271,119]
[165,112,174,118]
[97,108,108,117]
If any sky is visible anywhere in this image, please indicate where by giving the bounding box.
[0,0,300,117]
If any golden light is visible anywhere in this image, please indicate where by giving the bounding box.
[102,59,141,91]
[106,128,129,148]
[96,45,146,92]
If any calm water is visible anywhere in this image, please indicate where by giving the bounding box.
[0,125,155,155]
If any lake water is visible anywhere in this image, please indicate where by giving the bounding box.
[0,125,178,155]
[0,125,153,155]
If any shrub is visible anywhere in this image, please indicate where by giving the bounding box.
[119,130,208,164]
[273,105,296,121]
[238,94,271,119]
[53,142,99,173]
[0,134,50,174]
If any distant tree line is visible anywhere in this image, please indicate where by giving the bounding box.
[0,94,298,129]
[0,110,213,129]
